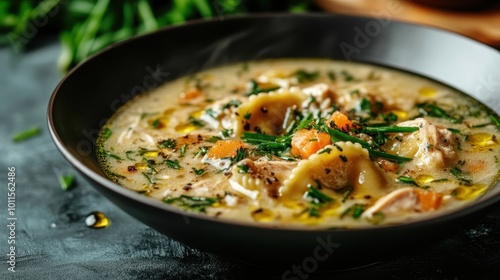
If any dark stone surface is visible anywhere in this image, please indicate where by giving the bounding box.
[1,40,500,280]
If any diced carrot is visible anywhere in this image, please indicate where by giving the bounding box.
[415,189,442,211]
[207,139,245,159]
[328,111,353,131]
[179,88,202,103]
[291,129,331,159]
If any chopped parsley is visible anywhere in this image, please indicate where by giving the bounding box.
[295,70,320,83]
[165,159,181,170]
[102,127,112,139]
[163,195,220,213]
[221,99,242,110]
[188,116,205,127]
[247,80,280,96]
[158,138,176,149]
[450,166,472,185]
[192,167,206,176]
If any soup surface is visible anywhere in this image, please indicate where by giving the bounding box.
[97,59,500,228]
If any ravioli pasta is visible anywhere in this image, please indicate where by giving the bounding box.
[97,59,500,228]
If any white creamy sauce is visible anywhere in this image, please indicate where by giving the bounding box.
[97,59,500,228]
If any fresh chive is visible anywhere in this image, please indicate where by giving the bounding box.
[188,116,205,127]
[231,147,248,163]
[142,172,155,184]
[363,126,419,133]
[340,204,366,219]
[241,132,278,144]
[243,112,252,119]
[417,102,462,123]
[163,195,220,213]
[180,144,187,156]
[12,126,41,142]
[192,167,206,176]
[237,163,249,173]
[367,149,413,163]
[108,153,123,160]
[305,184,333,204]
[489,114,500,130]
[339,155,348,162]
[165,159,181,170]
[125,151,135,160]
[397,176,419,186]
[304,183,334,217]
[294,112,313,132]
[194,146,209,157]
[58,174,76,191]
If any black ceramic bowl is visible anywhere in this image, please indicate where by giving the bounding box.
[48,14,500,268]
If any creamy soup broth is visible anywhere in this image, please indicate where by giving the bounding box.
[97,59,500,228]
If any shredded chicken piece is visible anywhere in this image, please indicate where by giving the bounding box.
[363,187,417,218]
[388,118,458,171]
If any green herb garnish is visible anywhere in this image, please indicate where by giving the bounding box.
[247,80,280,96]
[362,126,419,133]
[341,204,366,219]
[450,167,472,185]
[158,138,176,149]
[295,70,319,83]
[304,183,334,217]
[102,127,112,139]
[192,167,206,176]
[397,176,419,186]
[180,144,187,156]
[58,174,76,191]
[163,195,220,213]
[188,116,205,127]
[142,172,155,184]
[165,159,181,170]
[12,126,41,142]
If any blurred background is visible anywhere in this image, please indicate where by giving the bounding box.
[1,0,499,74]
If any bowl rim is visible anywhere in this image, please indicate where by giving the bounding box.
[47,12,500,233]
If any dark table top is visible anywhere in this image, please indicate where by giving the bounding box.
[1,39,500,280]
